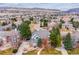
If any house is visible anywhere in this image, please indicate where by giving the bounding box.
[30,28,50,47]
[71,31,79,48]
[0,23,12,31]
[60,27,73,39]
[0,29,20,49]
[62,15,71,22]
[62,22,75,32]
[48,21,57,31]
[73,16,79,22]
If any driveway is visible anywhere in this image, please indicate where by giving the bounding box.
[16,41,36,55]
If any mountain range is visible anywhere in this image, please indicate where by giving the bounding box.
[64,8,79,14]
[0,7,79,14]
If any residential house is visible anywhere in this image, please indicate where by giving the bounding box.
[0,29,20,49]
[30,28,50,48]
[71,31,79,48]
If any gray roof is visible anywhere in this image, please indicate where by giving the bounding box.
[0,30,19,37]
[71,31,79,42]
[32,29,50,39]
[0,24,12,31]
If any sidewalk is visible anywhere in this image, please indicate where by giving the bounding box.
[55,42,68,55]
[37,48,43,55]
[16,41,36,55]
[16,41,30,55]
[55,47,68,55]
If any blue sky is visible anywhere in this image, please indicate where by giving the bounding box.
[0,3,79,11]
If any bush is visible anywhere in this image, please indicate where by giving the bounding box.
[67,48,79,54]
[12,49,17,53]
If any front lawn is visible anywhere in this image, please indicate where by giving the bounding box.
[40,48,61,55]
[22,48,62,55]
[67,48,79,54]
[0,48,13,55]
[23,50,38,55]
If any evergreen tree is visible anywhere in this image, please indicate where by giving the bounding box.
[18,21,31,40]
[37,38,42,47]
[63,33,73,50]
[43,20,48,27]
[72,21,79,30]
[40,19,43,27]
[59,23,62,29]
[12,23,17,29]
[50,27,62,47]
[60,19,65,24]
[29,17,34,21]
[40,18,48,27]
[69,18,74,23]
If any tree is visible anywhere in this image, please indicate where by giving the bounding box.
[12,49,17,53]
[40,19,43,27]
[58,23,62,29]
[69,18,79,30]
[50,27,62,47]
[2,22,7,26]
[72,21,79,30]
[29,17,34,21]
[53,17,57,19]
[18,21,31,40]
[37,38,42,47]
[40,18,48,27]
[23,20,31,24]
[63,33,73,50]
[60,19,65,24]
[11,18,17,22]
[43,20,48,27]
[12,23,17,29]
[69,18,74,23]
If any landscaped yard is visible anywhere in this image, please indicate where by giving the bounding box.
[67,48,79,54]
[23,48,62,55]
[23,50,38,55]
[0,48,13,55]
[40,48,61,55]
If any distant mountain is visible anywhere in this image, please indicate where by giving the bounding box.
[0,7,61,11]
[0,7,19,10]
[65,8,79,14]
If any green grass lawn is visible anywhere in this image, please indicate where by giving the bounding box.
[67,48,79,54]
[40,48,61,55]
[0,48,13,55]
[23,50,38,55]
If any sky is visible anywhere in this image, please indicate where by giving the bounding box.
[0,3,79,11]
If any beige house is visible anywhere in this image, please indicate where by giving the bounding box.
[0,30,20,50]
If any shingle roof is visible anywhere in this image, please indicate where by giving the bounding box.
[32,29,50,39]
[0,30,19,37]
